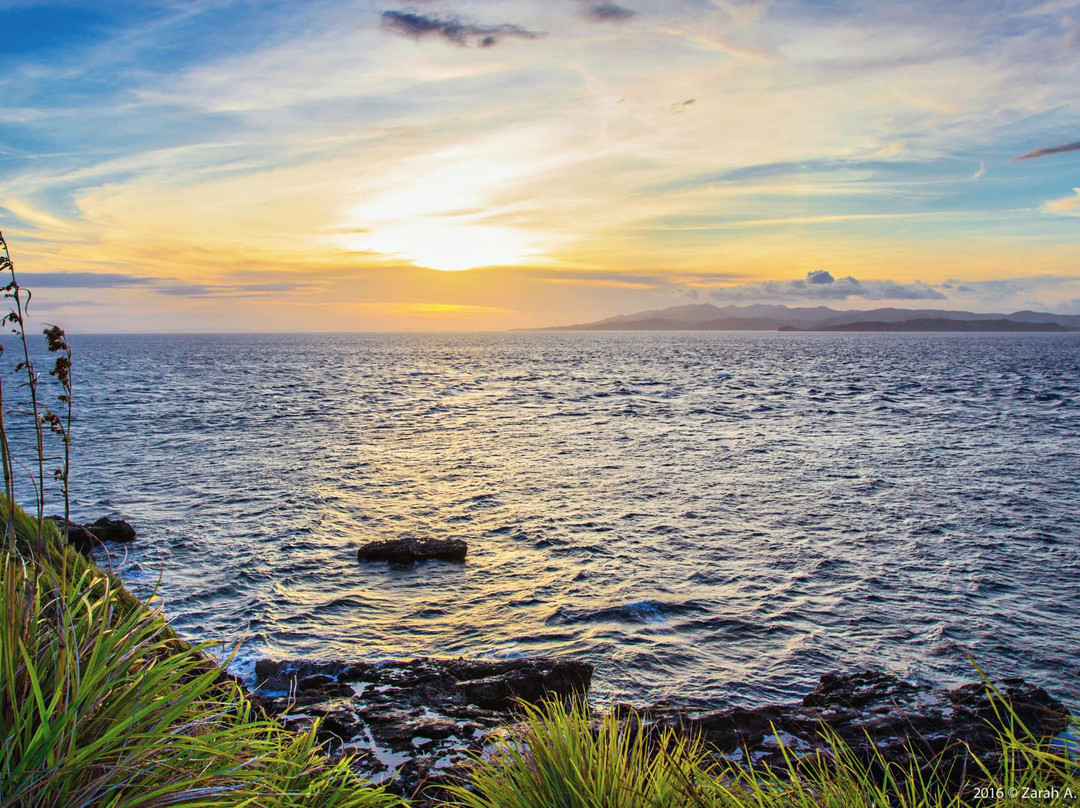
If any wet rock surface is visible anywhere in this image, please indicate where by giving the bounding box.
[253,663,1069,805]
[356,537,467,564]
[48,516,101,554]
[87,516,137,544]
[250,656,592,803]
[49,515,136,555]
[627,670,1070,795]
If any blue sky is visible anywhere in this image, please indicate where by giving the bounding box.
[1,0,1079,330]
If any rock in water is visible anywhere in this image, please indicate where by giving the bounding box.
[357,537,467,564]
[87,516,137,544]
[48,516,100,555]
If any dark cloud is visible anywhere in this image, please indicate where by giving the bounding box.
[709,271,947,302]
[17,272,154,288]
[1011,140,1080,161]
[380,10,544,47]
[580,1,635,22]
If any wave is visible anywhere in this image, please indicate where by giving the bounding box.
[545,599,703,626]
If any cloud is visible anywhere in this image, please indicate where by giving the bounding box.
[1011,141,1080,161]
[577,2,636,22]
[154,281,314,298]
[939,275,1080,300]
[379,10,544,47]
[16,272,154,288]
[15,271,317,298]
[1045,188,1080,216]
[656,158,936,193]
[709,271,947,302]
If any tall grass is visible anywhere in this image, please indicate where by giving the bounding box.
[0,229,48,549]
[446,693,1079,808]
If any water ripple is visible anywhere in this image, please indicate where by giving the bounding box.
[9,331,1076,708]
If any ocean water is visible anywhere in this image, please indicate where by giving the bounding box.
[12,332,1080,707]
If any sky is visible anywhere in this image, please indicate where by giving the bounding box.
[1,0,1079,332]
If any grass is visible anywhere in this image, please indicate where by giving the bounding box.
[445,683,1080,808]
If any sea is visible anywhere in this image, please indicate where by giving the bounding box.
[8,331,1080,708]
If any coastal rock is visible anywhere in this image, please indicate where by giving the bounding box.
[632,670,1070,794]
[87,516,137,544]
[251,655,592,802]
[254,663,1068,806]
[48,516,101,555]
[356,537,467,564]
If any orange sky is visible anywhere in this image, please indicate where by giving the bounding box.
[2,0,1079,331]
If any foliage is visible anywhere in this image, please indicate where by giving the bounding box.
[446,694,1079,808]
[0,228,48,550]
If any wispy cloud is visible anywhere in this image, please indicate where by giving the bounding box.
[1011,140,1080,161]
[154,280,316,298]
[939,275,1080,299]
[709,271,947,302]
[16,272,154,288]
[17,271,316,298]
[655,158,947,194]
[379,10,544,47]
[1045,188,1080,216]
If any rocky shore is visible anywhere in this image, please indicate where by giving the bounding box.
[250,657,1071,805]
[250,656,593,802]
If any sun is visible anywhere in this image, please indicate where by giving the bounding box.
[353,221,536,272]
[339,139,551,271]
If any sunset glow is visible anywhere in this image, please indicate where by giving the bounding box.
[1,1,1078,330]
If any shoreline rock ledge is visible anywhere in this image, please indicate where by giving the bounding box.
[356,536,468,564]
[251,656,591,801]
[625,670,1069,796]
[251,662,1070,806]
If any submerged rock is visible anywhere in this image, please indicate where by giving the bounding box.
[251,655,592,802]
[356,537,467,564]
[87,516,137,544]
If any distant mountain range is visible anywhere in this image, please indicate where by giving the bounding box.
[539,303,1080,332]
